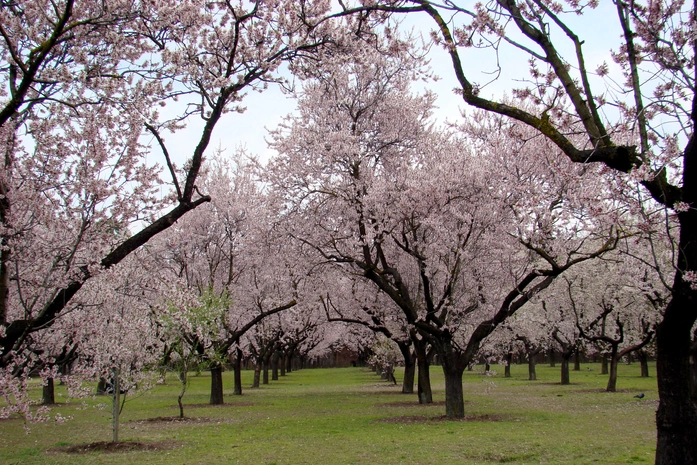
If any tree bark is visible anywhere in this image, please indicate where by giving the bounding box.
[548,348,556,367]
[442,362,465,418]
[504,352,512,378]
[573,351,581,371]
[413,337,432,404]
[286,350,294,373]
[280,354,287,377]
[209,365,224,405]
[638,350,650,378]
[601,355,609,375]
[606,348,619,392]
[96,378,107,396]
[252,362,261,388]
[262,361,269,385]
[177,370,187,419]
[655,285,697,465]
[397,342,415,394]
[233,349,243,396]
[271,351,279,381]
[42,378,55,405]
[560,353,571,385]
[528,353,537,381]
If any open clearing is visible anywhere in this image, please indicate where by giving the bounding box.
[0,363,656,464]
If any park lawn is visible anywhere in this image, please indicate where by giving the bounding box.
[0,362,656,465]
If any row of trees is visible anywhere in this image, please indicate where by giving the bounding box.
[0,1,692,463]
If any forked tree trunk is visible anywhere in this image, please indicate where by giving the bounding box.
[42,377,55,405]
[210,365,224,405]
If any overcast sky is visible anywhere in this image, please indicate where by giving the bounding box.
[148,4,623,170]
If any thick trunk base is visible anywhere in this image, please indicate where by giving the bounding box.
[443,369,465,418]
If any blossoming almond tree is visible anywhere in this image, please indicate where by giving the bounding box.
[148,155,299,404]
[0,0,350,417]
[343,0,697,460]
[266,38,620,417]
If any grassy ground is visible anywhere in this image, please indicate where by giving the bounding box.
[0,362,657,464]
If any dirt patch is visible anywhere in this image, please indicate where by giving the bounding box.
[132,416,218,424]
[50,440,180,454]
[375,413,510,424]
[574,388,637,394]
[172,402,255,408]
[374,400,448,407]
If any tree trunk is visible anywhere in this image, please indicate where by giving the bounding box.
[262,361,269,385]
[42,377,55,405]
[417,357,432,404]
[560,353,571,385]
[504,352,512,378]
[528,353,537,381]
[210,365,224,405]
[413,337,432,404]
[96,377,107,396]
[691,336,697,401]
[654,283,697,465]
[252,362,261,388]
[638,350,650,378]
[606,348,619,392]
[573,351,581,371]
[233,349,242,396]
[286,350,293,373]
[442,362,465,418]
[601,354,609,375]
[280,353,286,377]
[271,351,279,381]
[177,370,187,419]
[397,342,415,394]
[112,367,120,443]
[402,358,416,394]
[548,348,556,367]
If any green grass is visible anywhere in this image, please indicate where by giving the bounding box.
[0,362,657,464]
